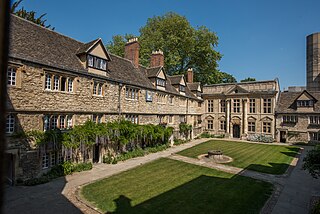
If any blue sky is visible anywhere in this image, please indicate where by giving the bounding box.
[16,0,320,89]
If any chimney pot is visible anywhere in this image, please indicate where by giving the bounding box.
[150,49,164,67]
[125,37,140,68]
[187,68,193,83]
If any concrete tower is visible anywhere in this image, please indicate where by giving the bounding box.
[307,32,320,91]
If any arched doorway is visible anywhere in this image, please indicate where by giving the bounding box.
[233,124,240,138]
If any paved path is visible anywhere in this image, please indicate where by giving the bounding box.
[3,139,320,214]
[169,154,283,184]
[271,146,320,214]
[4,138,208,214]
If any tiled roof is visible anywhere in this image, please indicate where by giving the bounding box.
[9,15,200,100]
[276,91,320,113]
[76,38,100,55]
[146,67,162,78]
[168,75,184,85]
[187,82,201,91]
[9,15,86,72]
[108,54,154,88]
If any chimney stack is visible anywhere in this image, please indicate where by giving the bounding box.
[150,50,164,67]
[187,68,193,83]
[124,38,140,68]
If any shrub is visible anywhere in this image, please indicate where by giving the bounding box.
[247,134,274,143]
[311,199,320,214]
[103,144,170,164]
[303,145,320,179]
[62,161,74,175]
[24,176,50,186]
[200,132,212,138]
[73,162,93,172]
[173,139,188,145]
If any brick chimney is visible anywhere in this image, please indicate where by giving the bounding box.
[124,38,140,68]
[150,50,164,67]
[187,68,193,83]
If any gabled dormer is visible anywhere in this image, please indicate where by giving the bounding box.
[147,67,167,91]
[226,85,249,95]
[168,75,186,95]
[293,90,317,111]
[187,82,202,98]
[77,38,111,76]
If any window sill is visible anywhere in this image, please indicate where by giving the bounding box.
[125,98,138,101]
[44,89,74,94]
[93,94,104,97]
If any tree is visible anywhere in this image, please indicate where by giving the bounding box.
[106,12,235,85]
[240,77,256,82]
[303,146,320,179]
[11,0,54,30]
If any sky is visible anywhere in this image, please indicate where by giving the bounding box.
[16,0,320,90]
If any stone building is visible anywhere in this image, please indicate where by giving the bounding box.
[275,89,320,143]
[202,80,280,139]
[6,15,203,182]
[275,32,320,144]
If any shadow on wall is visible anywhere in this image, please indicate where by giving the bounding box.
[107,174,273,214]
[3,176,82,214]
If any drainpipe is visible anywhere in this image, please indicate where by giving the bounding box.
[118,82,123,119]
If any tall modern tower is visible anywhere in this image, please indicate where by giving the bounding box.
[307,32,320,91]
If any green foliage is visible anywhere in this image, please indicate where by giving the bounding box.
[303,145,320,179]
[173,139,188,145]
[11,0,54,30]
[199,132,225,138]
[26,129,62,146]
[106,12,236,85]
[23,161,93,186]
[62,161,74,175]
[103,144,169,164]
[240,77,256,82]
[179,123,192,139]
[247,134,274,143]
[311,199,320,214]
[73,162,93,172]
[24,176,50,186]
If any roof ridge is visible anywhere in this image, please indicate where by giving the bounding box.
[11,14,85,45]
[204,79,276,87]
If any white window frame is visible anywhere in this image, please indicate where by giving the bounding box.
[45,74,51,90]
[67,78,73,92]
[42,153,49,169]
[60,115,66,129]
[51,115,58,129]
[6,114,15,134]
[7,67,16,86]
[53,75,59,91]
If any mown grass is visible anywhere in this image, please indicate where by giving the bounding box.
[178,140,300,174]
[82,158,273,214]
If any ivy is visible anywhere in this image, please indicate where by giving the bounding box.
[179,123,192,139]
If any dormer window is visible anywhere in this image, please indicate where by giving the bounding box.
[156,78,166,87]
[87,55,107,71]
[297,100,314,107]
[179,85,185,92]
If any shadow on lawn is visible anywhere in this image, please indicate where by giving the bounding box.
[109,174,272,214]
[245,162,292,175]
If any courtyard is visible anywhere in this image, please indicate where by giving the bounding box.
[4,138,320,214]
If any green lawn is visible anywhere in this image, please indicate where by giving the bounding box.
[178,140,300,174]
[82,158,273,214]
